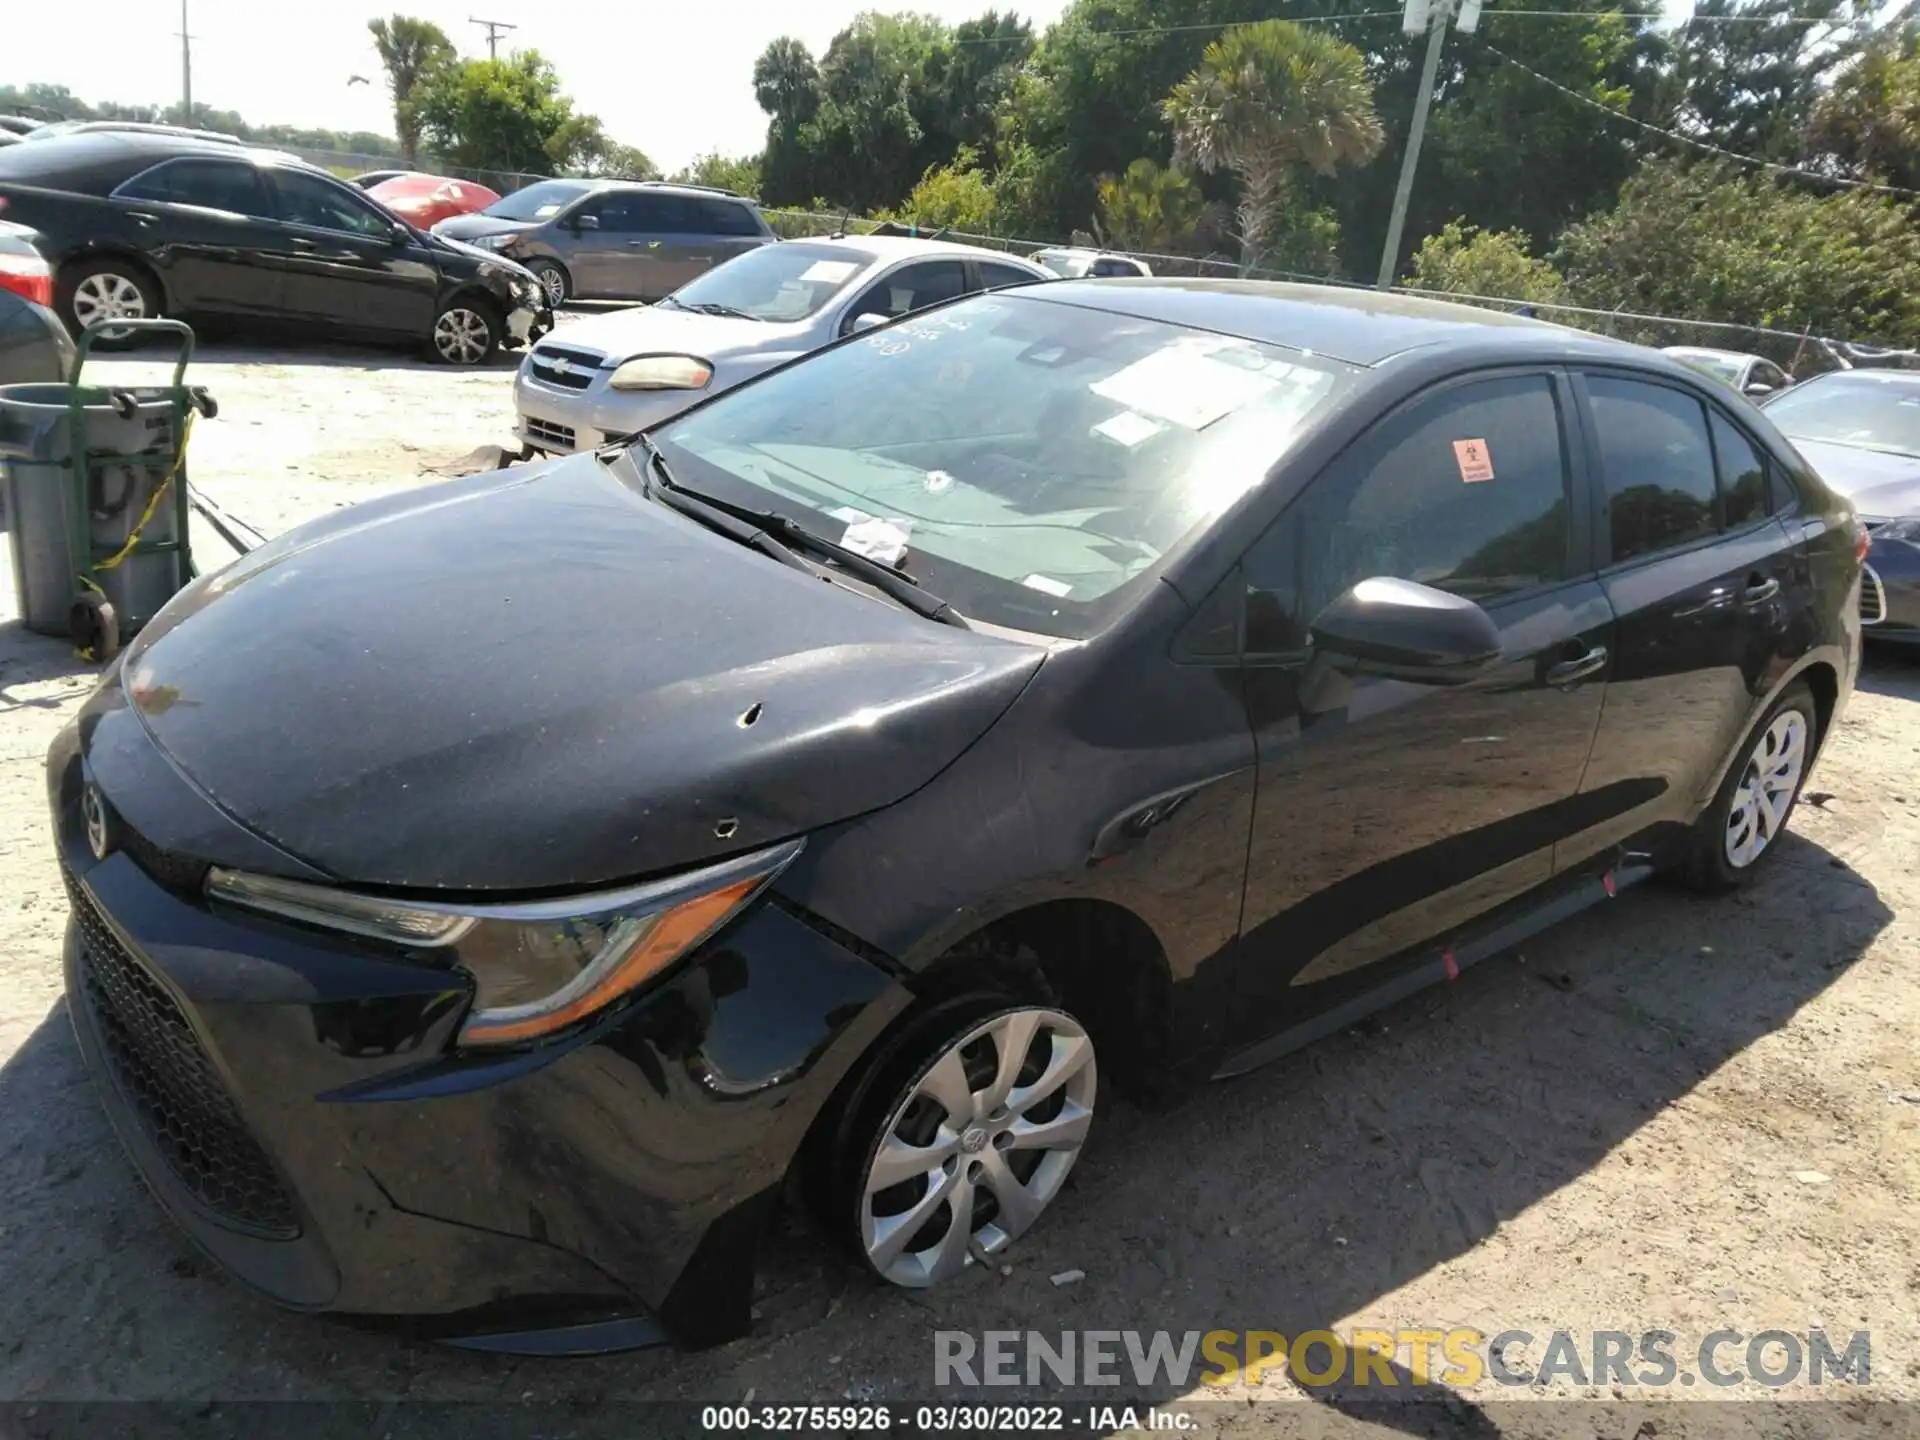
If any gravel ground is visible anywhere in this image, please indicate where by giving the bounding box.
[1,340,1917,1435]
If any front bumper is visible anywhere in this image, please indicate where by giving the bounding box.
[48,717,911,1351]
[1861,530,1920,647]
[512,356,696,455]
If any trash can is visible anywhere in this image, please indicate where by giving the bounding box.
[0,319,213,659]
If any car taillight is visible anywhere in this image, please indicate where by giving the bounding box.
[0,252,54,308]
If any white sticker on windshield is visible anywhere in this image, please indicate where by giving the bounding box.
[800,259,860,283]
[1092,411,1165,449]
[842,516,914,568]
[533,204,562,219]
[1091,344,1282,430]
[1022,574,1073,598]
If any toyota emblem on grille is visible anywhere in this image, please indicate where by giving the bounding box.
[82,783,113,861]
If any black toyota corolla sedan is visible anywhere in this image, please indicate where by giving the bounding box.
[48,281,1863,1354]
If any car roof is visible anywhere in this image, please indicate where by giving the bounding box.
[1026,277,1651,368]
[0,129,307,188]
[791,233,1048,268]
[581,178,757,202]
[1664,346,1759,364]
[1790,367,1920,391]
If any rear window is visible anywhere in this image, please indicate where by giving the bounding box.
[698,198,763,236]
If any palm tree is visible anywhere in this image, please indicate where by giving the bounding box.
[753,37,823,125]
[1163,20,1384,274]
[368,15,457,166]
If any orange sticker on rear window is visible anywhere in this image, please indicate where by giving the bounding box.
[1453,438,1495,482]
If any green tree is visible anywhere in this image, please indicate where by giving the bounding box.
[1551,158,1920,343]
[673,151,763,196]
[412,51,615,176]
[880,146,1001,230]
[1659,0,1858,163]
[1163,20,1383,272]
[1806,21,1920,192]
[1094,158,1206,252]
[367,15,456,166]
[1407,219,1571,302]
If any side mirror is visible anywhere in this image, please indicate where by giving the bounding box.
[1308,577,1502,686]
[1743,381,1774,397]
[573,212,599,232]
[848,311,889,334]
[388,221,413,246]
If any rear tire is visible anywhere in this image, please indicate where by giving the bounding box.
[526,259,569,309]
[1676,681,1817,892]
[429,296,499,365]
[59,260,160,348]
[812,995,1097,1289]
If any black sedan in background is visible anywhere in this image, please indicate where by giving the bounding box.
[0,132,549,364]
[0,219,74,382]
[1763,369,1920,647]
[49,282,1861,1354]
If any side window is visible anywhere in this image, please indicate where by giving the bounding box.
[1090,258,1134,277]
[977,261,1038,291]
[116,160,271,218]
[1242,374,1572,653]
[1587,375,1718,563]
[650,196,702,234]
[1710,410,1771,528]
[699,199,762,237]
[1753,360,1788,391]
[591,194,648,232]
[273,171,393,237]
[851,260,969,325]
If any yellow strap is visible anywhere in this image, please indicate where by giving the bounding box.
[96,411,194,574]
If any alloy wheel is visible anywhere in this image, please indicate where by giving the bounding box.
[433,307,492,364]
[72,272,148,333]
[536,265,566,307]
[860,1008,1095,1288]
[1724,709,1807,868]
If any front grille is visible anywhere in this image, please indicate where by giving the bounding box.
[1861,564,1886,625]
[524,415,577,451]
[66,872,300,1238]
[528,344,602,391]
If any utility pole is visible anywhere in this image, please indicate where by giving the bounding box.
[1376,0,1481,289]
[178,0,193,124]
[469,17,518,60]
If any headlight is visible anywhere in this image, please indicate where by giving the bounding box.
[1873,517,1920,544]
[608,355,712,392]
[205,839,801,1047]
[470,233,516,251]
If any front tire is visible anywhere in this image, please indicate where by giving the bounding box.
[429,297,499,365]
[820,999,1097,1289]
[59,260,160,347]
[526,259,569,308]
[1678,681,1817,891]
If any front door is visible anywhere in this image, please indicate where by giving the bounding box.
[1556,371,1804,868]
[265,169,438,337]
[1232,370,1613,1030]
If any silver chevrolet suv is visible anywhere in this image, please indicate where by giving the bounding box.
[432,179,775,306]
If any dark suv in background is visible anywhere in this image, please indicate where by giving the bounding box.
[0,132,550,365]
[430,178,775,306]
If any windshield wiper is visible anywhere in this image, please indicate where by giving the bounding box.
[626,438,968,628]
[679,301,762,321]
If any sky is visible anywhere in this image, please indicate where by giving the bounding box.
[2,0,1072,174]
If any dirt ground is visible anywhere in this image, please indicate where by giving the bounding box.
[1,339,1917,1434]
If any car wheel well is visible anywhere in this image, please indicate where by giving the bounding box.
[60,252,168,311]
[912,899,1173,1100]
[440,286,502,321]
[1800,660,1837,753]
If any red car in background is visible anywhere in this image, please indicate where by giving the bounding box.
[368,173,501,229]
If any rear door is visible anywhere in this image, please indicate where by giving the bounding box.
[1232,369,1614,1024]
[1555,369,1804,870]
[264,168,437,337]
[109,157,284,315]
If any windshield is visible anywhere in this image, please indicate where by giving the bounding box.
[666,242,871,322]
[1671,351,1743,384]
[484,180,593,222]
[649,291,1356,638]
[1765,373,1920,458]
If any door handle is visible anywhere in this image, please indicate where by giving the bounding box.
[1740,576,1781,606]
[1546,645,1609,686]
[126,210,159,225]
[290,235,316,249]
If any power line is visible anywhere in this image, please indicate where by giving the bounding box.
[1477,37,1920,198]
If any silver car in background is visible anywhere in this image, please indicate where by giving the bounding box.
[513,235,1051,455]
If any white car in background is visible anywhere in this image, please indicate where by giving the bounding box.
[1031,247,1153,279]
[513,235,1052,455]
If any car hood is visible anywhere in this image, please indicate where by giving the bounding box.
[118,456,1044,892]
[550,303,806,362]
[431,213,533,240]
[1787,437,1920,518]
